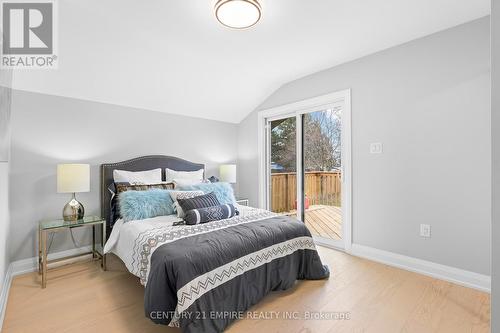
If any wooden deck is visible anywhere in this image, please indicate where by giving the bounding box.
[305,205,342,240]
[284,205,342,240]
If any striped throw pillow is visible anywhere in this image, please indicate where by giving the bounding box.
[169,190,205,218]
[176,192,220,214]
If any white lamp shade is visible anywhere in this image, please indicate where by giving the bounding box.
[57,164,90,193]
[220,164,237,183]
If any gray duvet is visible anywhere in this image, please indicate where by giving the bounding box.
[144,214,330,333]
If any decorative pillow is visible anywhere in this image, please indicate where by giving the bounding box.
[113,168,162,184]
[179,182,236,205]
[115,182,174,193]
[184,204,239,225]
[108,182,175,222]
[165,168,204,182]
[118,189,174,222]
[177,192,220,215]
[169,190,205,218]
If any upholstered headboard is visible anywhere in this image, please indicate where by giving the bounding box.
[100,155,205,231]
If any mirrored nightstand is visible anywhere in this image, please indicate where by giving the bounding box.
[38,216,106,288]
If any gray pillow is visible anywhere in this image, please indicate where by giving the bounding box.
[177,192,220,214]
[169,190,205,218]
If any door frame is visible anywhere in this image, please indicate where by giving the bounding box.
[257,89,352,252]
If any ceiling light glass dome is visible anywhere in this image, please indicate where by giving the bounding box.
[215,0,262,29]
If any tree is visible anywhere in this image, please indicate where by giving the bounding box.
[271,107,341,172]
[304,108,341,171]
[270,117,296,172]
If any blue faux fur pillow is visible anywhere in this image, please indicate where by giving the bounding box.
[118,189,174,222]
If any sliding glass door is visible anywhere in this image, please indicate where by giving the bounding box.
[262,91,351,250]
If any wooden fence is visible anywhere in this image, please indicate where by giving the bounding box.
[270,171,341,213]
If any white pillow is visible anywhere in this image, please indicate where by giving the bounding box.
[113,168,162,184]
[165,168,204,182]
[169,190,204,218]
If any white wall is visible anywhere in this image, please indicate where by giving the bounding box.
[0,69,12,326]
[238,17,491,275]
[492,0,499,329]
[238,110,260,207]
[9,90,239,261]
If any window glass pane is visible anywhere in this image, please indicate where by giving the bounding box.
[303,107,343,240]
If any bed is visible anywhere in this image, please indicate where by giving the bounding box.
[101,155,330,333]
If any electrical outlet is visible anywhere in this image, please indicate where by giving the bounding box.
[420,224,431,238]
[370,142,383,154]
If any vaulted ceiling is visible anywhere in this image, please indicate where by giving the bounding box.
[11,0,490,123]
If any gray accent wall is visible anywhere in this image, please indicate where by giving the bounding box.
[9,91,238,261]
[492,0,499,329]
[0,86,11,162]
[238,17,491,275]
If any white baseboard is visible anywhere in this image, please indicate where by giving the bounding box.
[351,244,491,293]
[0,246,92,331]
[0,263,13,332]
[9,245,92,277]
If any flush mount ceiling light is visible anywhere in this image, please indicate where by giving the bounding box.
[215,0,262,29]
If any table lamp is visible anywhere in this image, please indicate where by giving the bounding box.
[57,164,90,221]
[219,164,237,183]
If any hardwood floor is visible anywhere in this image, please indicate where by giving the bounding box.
[3,246,490,333]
